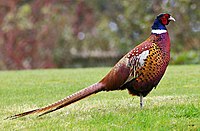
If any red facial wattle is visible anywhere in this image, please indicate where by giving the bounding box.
[161,17,169,25]
[160,14,170,25]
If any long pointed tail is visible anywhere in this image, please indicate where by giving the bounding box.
[6,82,104,119]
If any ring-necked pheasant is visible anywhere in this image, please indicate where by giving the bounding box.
[7,13,175,119]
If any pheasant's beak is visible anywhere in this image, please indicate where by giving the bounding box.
[168,16,175,21]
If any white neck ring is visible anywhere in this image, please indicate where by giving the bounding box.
[151,29,167,34]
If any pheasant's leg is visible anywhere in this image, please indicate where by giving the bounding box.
[140,94,143,109]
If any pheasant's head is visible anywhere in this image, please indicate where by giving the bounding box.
[152,13,175,30]
[157,13,175,25]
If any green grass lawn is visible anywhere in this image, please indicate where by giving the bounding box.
[0,65,200,130]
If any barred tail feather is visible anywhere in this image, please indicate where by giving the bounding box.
[6,82,104,120]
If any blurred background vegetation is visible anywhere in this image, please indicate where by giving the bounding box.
[0,0,199,70]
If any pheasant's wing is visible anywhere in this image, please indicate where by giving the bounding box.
[122,41,153,86]
[100,39,153,91]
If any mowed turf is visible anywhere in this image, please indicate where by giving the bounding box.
[0,65,200,130]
